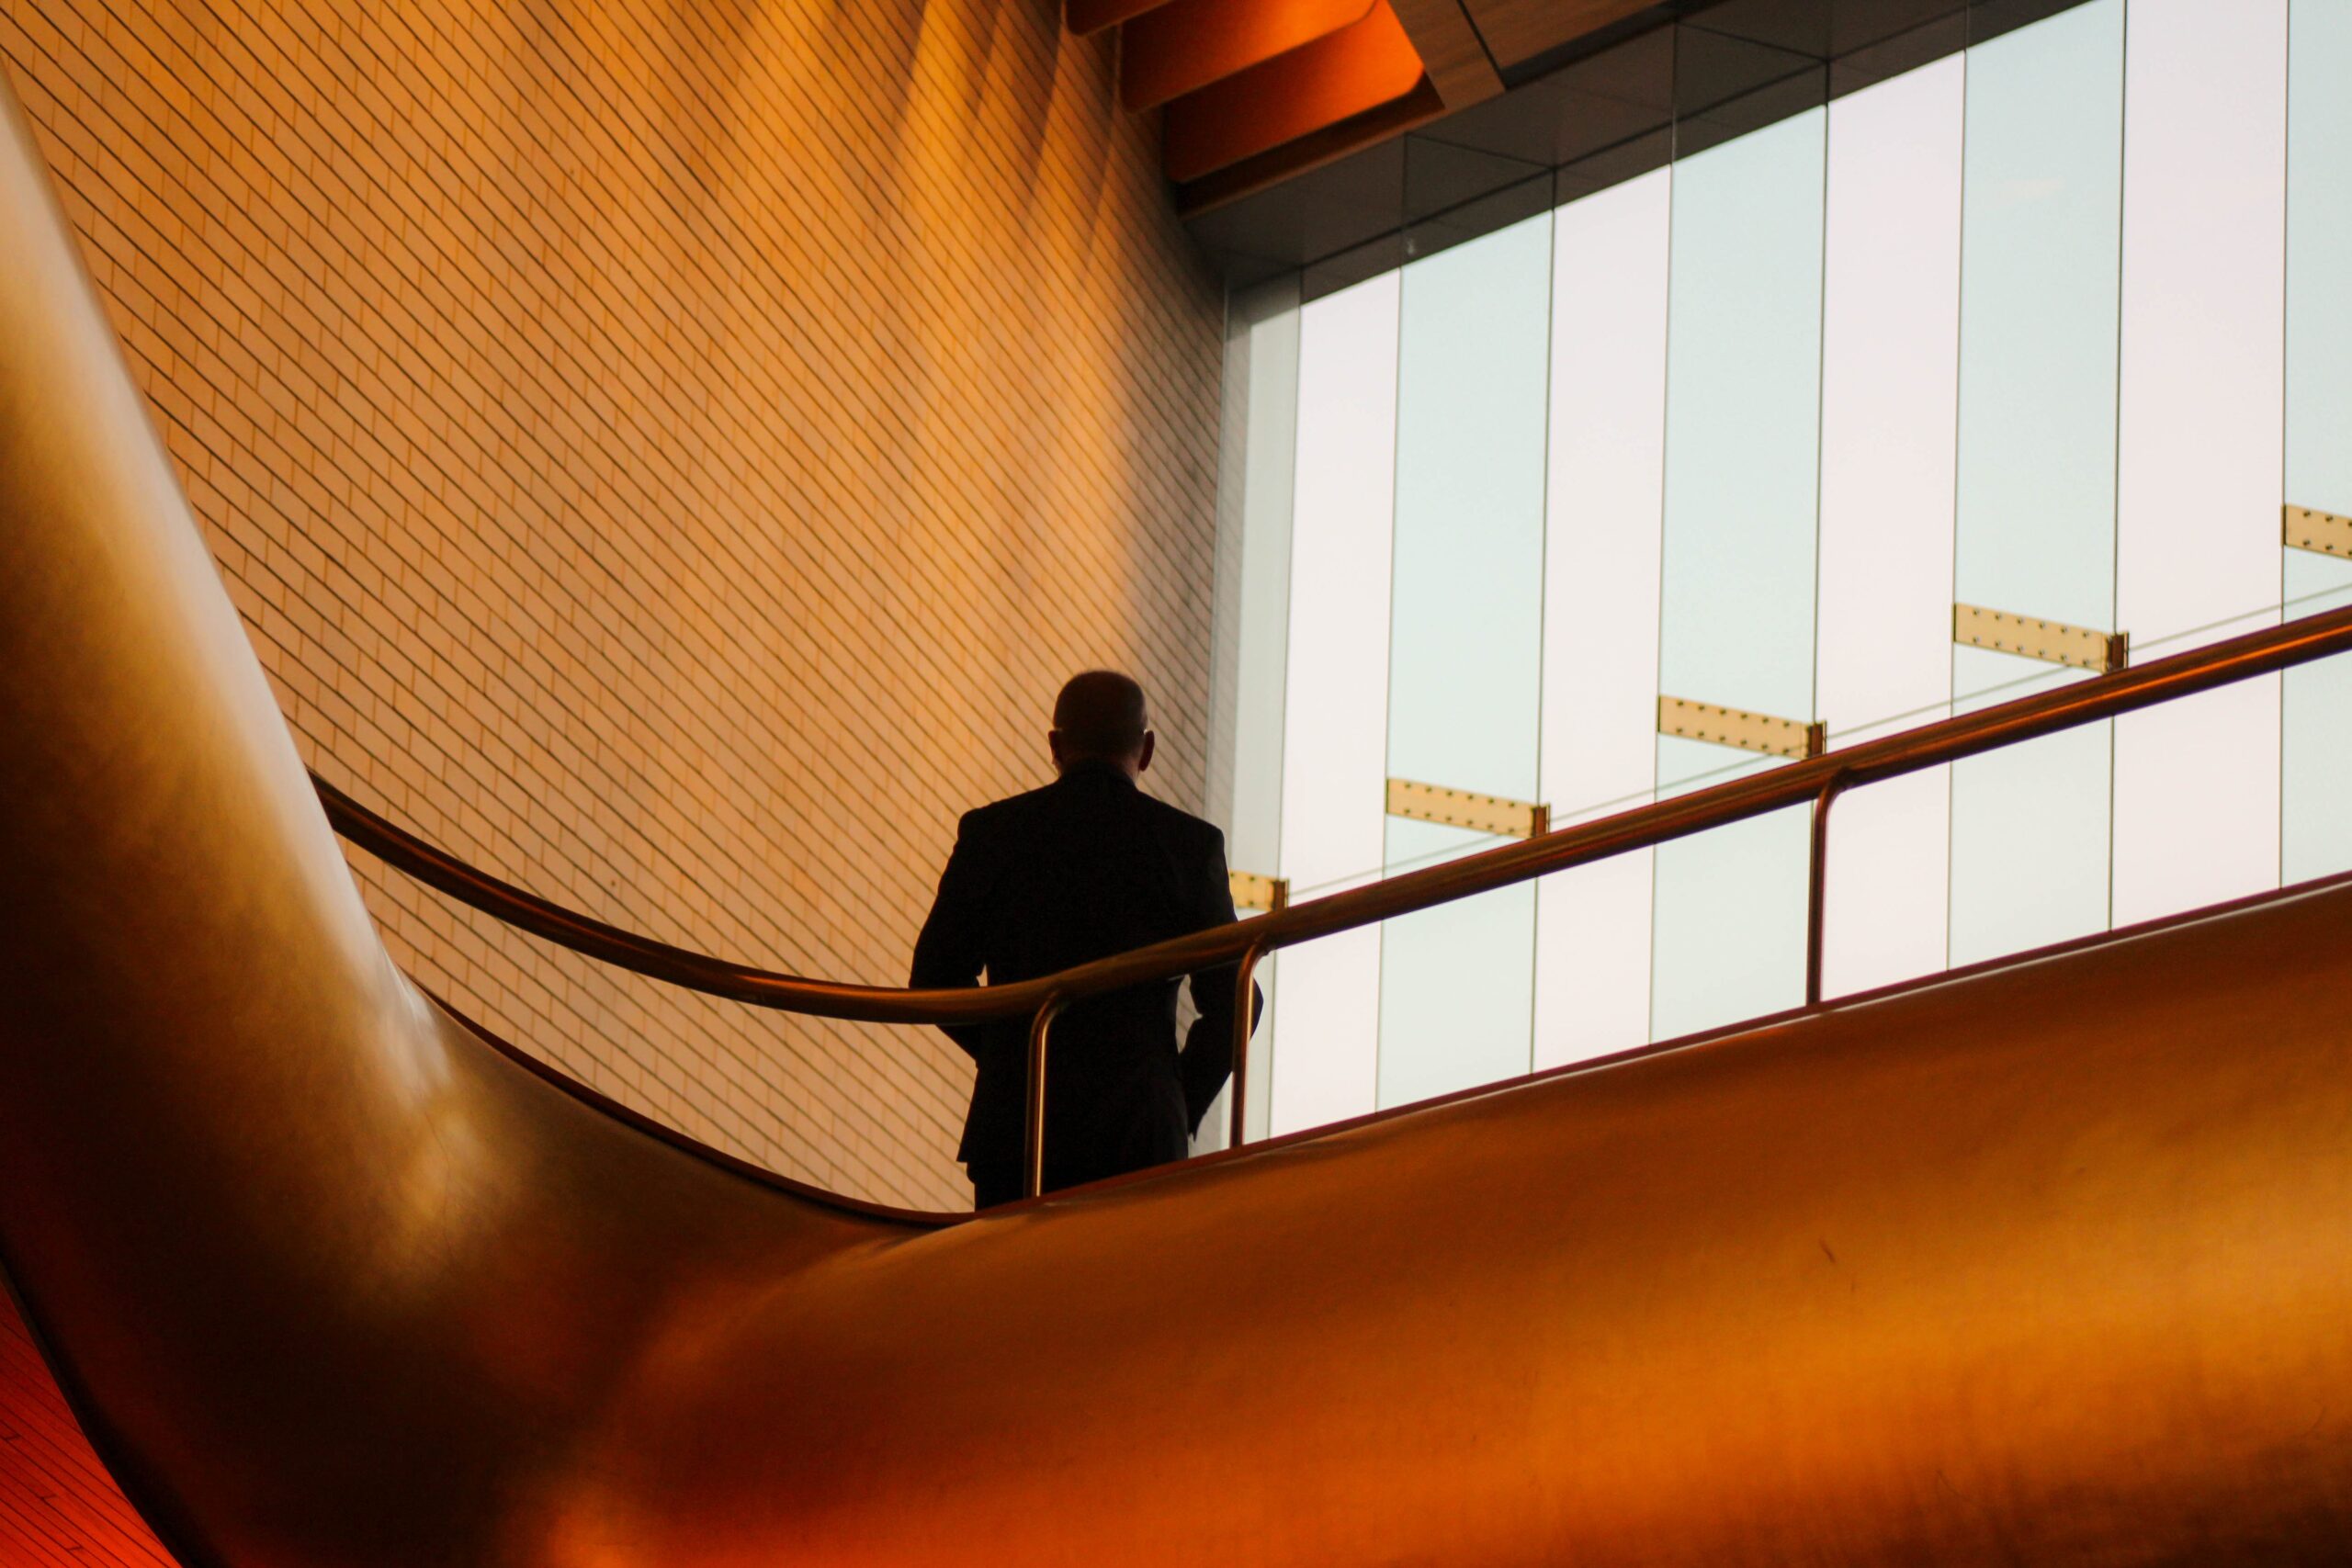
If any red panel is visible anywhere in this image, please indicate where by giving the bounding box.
[1123,0,1380,111]
[1162,0,1428,184]
[0,1292,178,1568]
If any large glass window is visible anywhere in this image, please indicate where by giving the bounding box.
[1532,168,1670,1069]
[1207,0,2335,1140]
[2283,0,2352,886]
[1650,107,1825,1042]
[1815,55,1963,999]
[1948,0,2124,968]
[1201,278,1302,1147]
[1268,275,1399,1136]
[2109,0,2287,928]
[1377,213,1554,1108]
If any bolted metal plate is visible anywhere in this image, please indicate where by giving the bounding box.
[1385,777,1551,840]
[1953,603,2128,674]
[1657,696,1825,761]
[2285,504,2352,561]
[1228,869,1289,915]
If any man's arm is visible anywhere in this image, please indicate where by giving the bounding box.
[1178,829,1263,1134]
[910,813,995,1059]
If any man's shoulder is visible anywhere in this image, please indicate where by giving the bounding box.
[1132,792,1225,856]
[958,784,1058,839]
[962,780,1223,856]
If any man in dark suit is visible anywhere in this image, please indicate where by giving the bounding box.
[911,671,1258,1209]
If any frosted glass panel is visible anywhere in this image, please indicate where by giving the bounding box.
[2283,0,2352,886]
[1815,58,1962,998]
[1652,108,1825,1037]
[2283,560,2352,886]
[1211,285,1301,887]
[1949,1,2124,965]
[1271,275,1398,1136]
[1656,110,1826,729]
[1952,1,2123,640]
[2110,0,2285,928]
[1533,169,1670,1070]
[1200,280,1300,1150]
[1378,213,1552,1107]
[1378,822,1538,1108]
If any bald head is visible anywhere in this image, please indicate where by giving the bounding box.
[1050,671,1153,777]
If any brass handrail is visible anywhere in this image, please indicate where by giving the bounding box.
[317,602,2352,1197]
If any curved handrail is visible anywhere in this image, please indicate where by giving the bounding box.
[320,600,2352,1026]
[322,601,2352,1196]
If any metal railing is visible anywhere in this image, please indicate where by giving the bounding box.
[317,602,2352,1201]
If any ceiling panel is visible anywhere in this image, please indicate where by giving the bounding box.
[1181,0,2104,288]
[1460,0,1666,71]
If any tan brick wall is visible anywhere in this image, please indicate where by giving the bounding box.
[1,0,1225,1211]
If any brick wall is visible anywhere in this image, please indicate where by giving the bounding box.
[0,0,1225,1211]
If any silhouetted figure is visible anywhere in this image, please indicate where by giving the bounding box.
[912,671,1258,1209]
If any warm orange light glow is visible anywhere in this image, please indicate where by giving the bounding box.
[1122,0,1383,111]
[1161,0,1428,183]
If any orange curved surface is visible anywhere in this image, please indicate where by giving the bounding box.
[6,60,2352,1568]
[1160,1,1427,184]
[1122,0,1381,112]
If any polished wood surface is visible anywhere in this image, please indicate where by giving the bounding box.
[1388,0,1503,106]
[6,58,2352,1568]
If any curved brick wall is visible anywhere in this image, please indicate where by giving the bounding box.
[0,0,1224,1211]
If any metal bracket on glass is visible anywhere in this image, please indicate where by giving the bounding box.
[1385,778,1551,840]
[1228,870,1289,915]
[2285,504,2352,561]
[1952,603,2128,674]
[1656,696,1826,761]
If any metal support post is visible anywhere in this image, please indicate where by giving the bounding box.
[1023,996,1064,1200]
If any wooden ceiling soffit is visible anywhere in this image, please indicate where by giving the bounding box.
[1125,0,1388,112]
[1160,0,1496,218]
[1162,0,1430,185]
[1390,0,1503,105]
[1463,0,1666,72]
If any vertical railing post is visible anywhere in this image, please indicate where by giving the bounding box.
[1023,996,1064,1200]
[1227,940,1266,1151]
[1804,773,1847,1008]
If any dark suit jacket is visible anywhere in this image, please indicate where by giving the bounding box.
[910,762,1255,1184]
